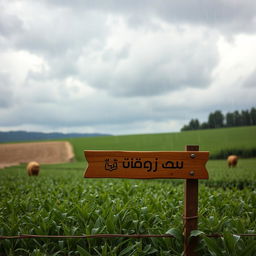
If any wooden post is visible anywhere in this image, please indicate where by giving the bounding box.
[184,145,199,256]
[84,146,209,255]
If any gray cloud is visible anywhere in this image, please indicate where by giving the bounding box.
[243,69,256,88]
[0,72,14,108]
[1,2,108,57]
[45,0,256,34]
[78,27,218,96]
[4,0,255,56]
[0,8,23,37]
[0,1,233,97]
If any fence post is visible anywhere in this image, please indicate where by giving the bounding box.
[184,145,199,256]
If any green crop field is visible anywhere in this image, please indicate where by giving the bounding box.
[67,126,256,161]
[0,159,256,255]
[1,126,256,255]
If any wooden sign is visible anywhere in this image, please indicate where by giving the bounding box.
[84,150,209,179]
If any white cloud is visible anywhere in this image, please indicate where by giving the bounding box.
[0,50,46,83]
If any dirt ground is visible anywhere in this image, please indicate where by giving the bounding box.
[0,141,74,169]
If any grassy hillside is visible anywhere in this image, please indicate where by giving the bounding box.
[67,126,256,161]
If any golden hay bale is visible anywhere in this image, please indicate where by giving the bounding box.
[227,155,238,168]
[26,161,40,176]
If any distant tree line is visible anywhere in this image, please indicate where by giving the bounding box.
[181,107,256,131]
[0,131,111,143]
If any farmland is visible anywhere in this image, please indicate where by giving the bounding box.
[68,126,256,161]
[0,126,256,255]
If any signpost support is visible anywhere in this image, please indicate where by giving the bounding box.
[84,145,208,256]
[184,145,199,256]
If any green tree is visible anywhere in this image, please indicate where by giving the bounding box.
[208,110,224,128]
[200,122,209,129]
[241,110,251,126]
[181,107,255,132]
[188,119,200,130]
[250,107,256,125]
[226,112,234,127]
[233,111,242,126]
[181,124,190,131]
[181,119,200,131]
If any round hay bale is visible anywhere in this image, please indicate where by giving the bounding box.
[27,161,40,176]
[227,155,238,168]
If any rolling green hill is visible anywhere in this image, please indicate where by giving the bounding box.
[67,126,256,161]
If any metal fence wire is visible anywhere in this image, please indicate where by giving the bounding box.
[1,233,256,240]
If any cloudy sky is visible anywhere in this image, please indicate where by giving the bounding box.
[0,0,256,135]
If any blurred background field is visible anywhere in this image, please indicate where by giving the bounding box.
[2,157,256,187]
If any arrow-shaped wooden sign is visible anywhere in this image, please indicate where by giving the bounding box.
[84,150,209,179]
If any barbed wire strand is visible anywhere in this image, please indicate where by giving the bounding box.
[0,234,174,239]
[0,233,256,240]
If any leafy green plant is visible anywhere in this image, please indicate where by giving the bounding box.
[191,230,256,256]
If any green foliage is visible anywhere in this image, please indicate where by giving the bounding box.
[181,107,256,131]
[208,110,224,129]
[181,119,200,131]
[191,231,256,256]
[0,159,256,255]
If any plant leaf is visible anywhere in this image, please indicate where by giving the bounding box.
[203,237,224,256]
[190,230,205,238]
[77,245,92,256]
